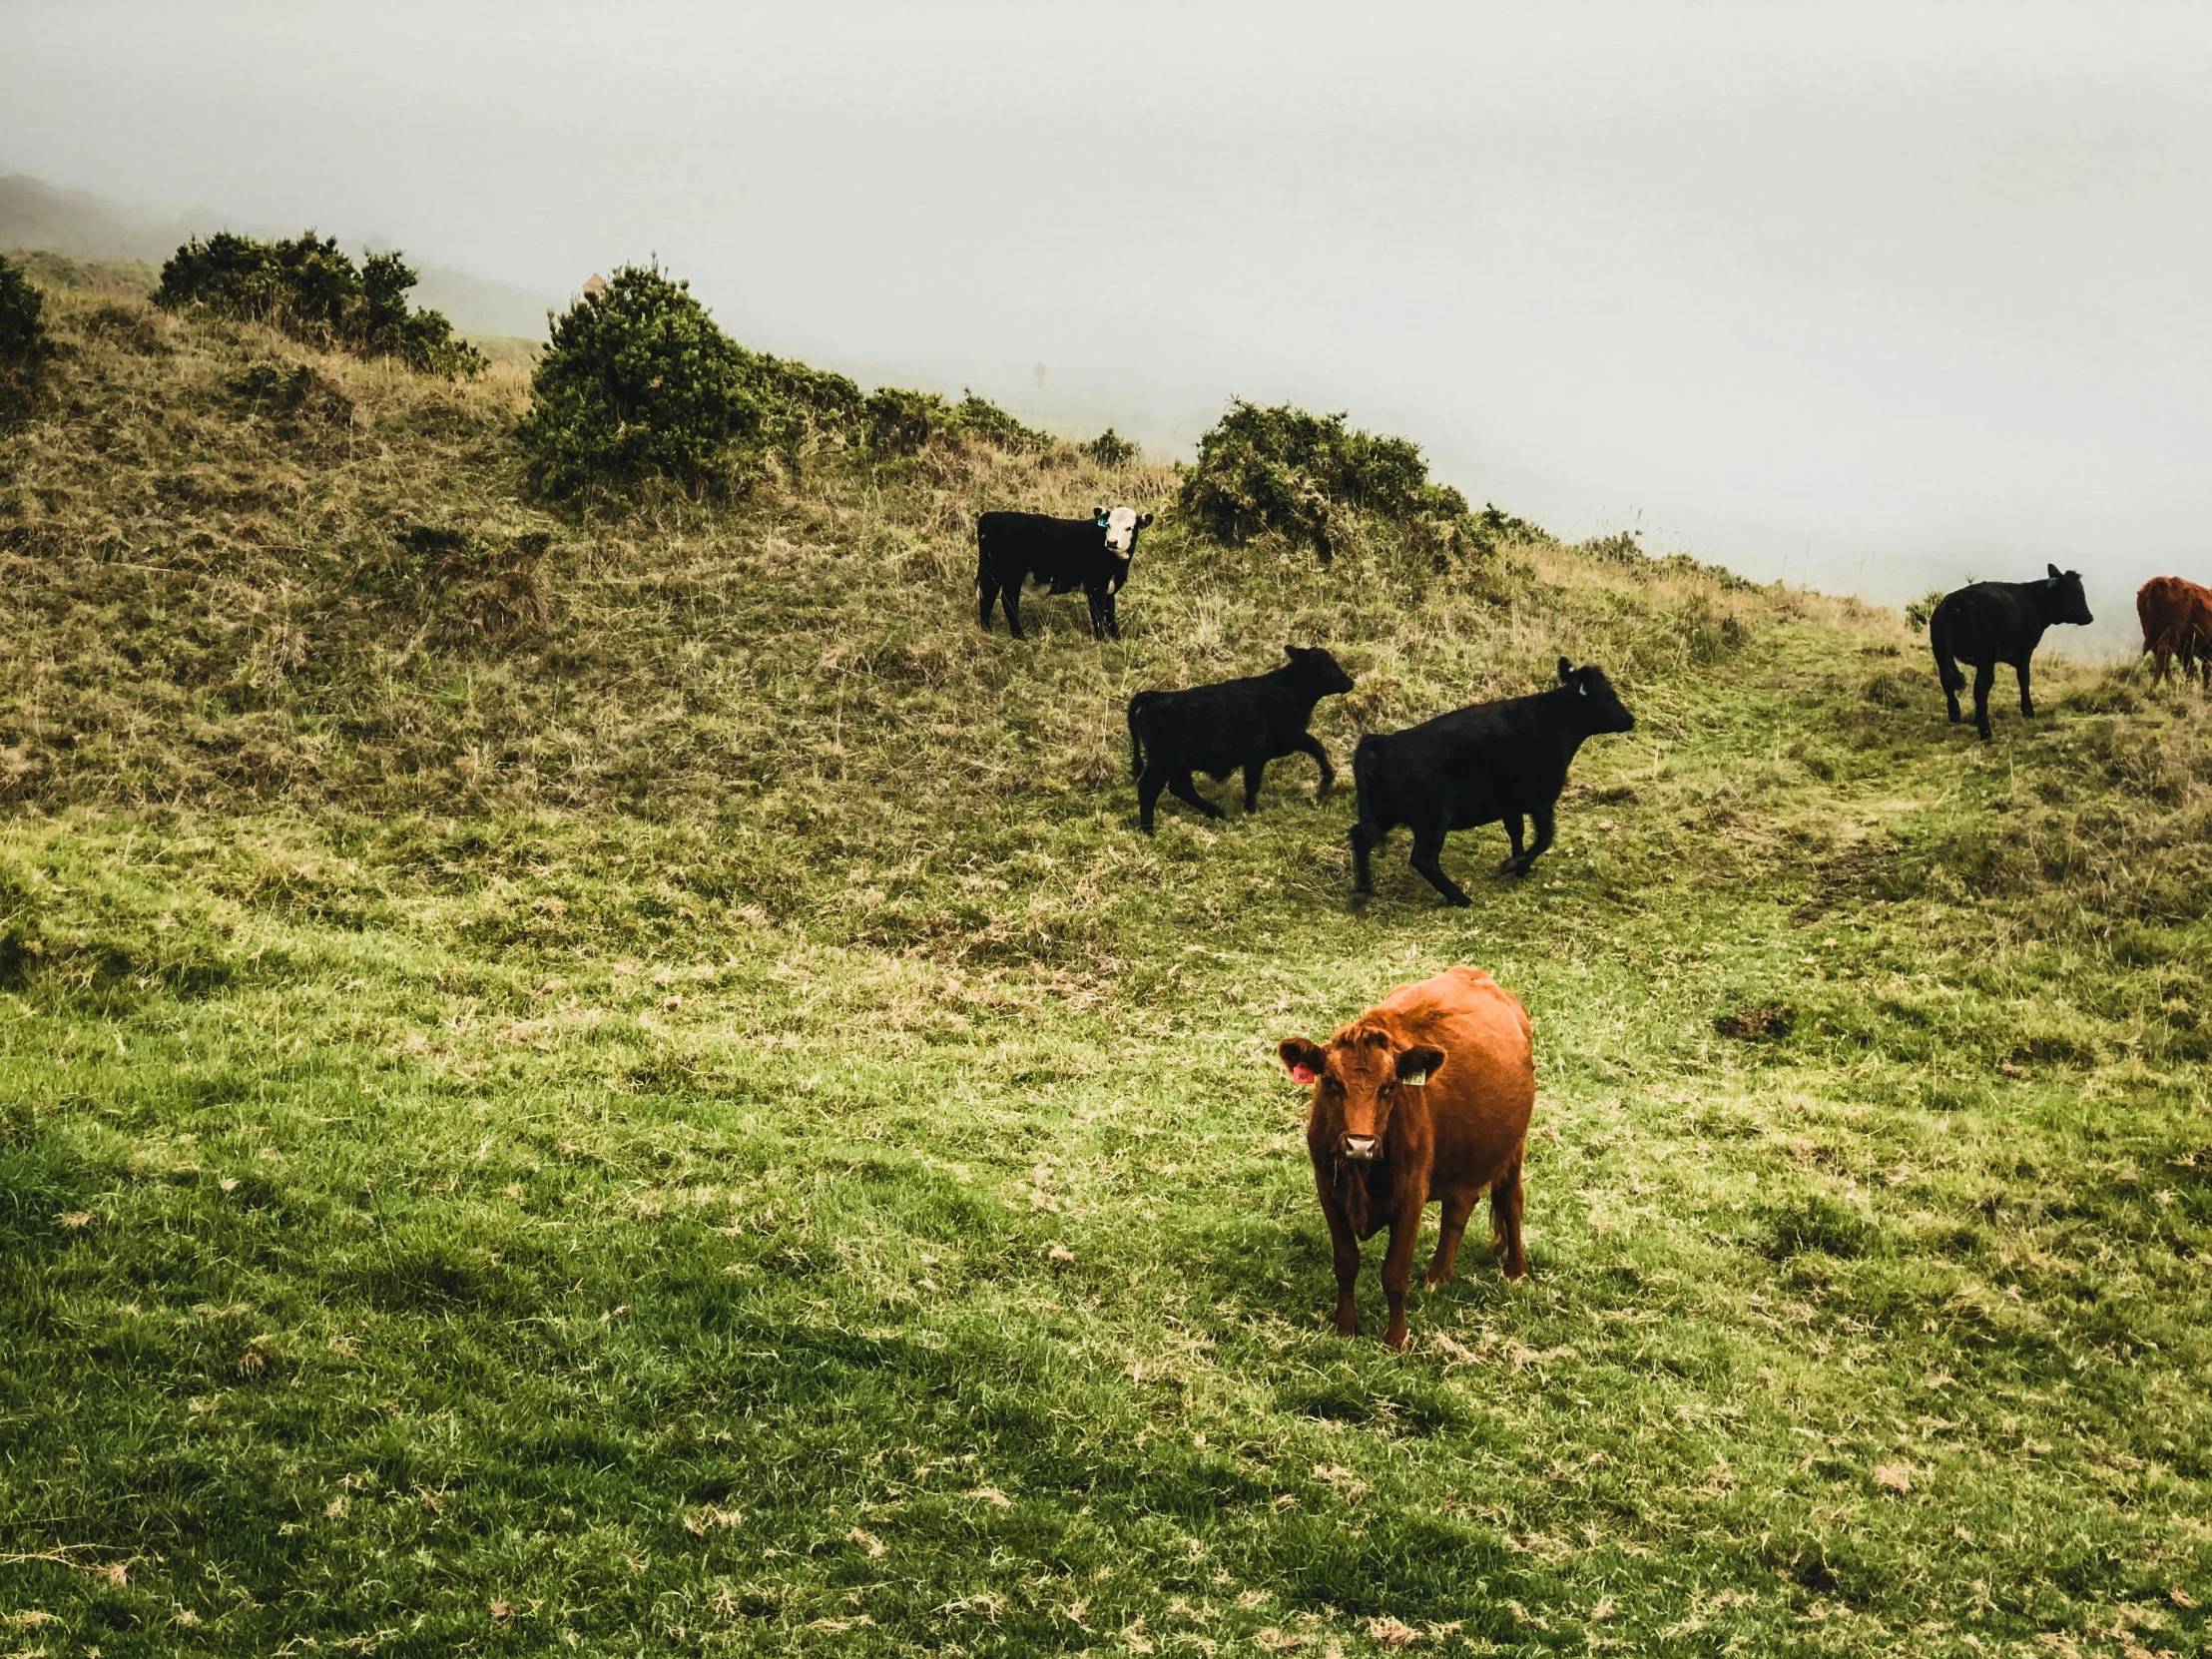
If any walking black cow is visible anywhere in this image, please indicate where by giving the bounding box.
[1126,645,1357,832]
[1928,565,2094,739]
[1350,659,1635,907]
[976,506,1153,640]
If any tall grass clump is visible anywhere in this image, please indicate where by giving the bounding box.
[0,251,53,415]
[156,231,484,376]
[1178,399,1503,563]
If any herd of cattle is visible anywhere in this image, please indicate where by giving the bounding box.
[975,505,2210,1346]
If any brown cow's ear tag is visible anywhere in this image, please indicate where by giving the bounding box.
[1399,1065,1429,1088]
[1290,1064,1317,1085]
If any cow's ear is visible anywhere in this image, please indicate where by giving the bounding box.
[1557,656,1574,684]
[1394,1045,1445,1088]
[2047,563,2063,584]
[1279,1037,1327,1086]
[1137,512,1154,528]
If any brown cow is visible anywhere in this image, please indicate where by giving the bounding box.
[2138,575,2212,688]
[1278,965,1535,1350]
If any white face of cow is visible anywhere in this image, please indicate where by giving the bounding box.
[1097,506,1140,559]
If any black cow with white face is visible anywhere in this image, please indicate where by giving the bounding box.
[1929,565,2095,739]
[1349,659,1637,907]
[976,506,1153,640]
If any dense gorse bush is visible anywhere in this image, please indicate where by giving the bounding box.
[1178,399,1481,563]
[518,263,1053,500]
[516,264,771,501]
[0,252,54,415]
[157,231,484,376]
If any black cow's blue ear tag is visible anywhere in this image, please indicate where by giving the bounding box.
[1579,683,1589,696]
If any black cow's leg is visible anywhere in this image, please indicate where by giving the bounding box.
[2015,657,2034,718]
[1087,592,1107,640]
[1103,593,1121,641]
[1972,661,1996,740]
[1350,821,1382,893]
[1511,803,1556,874]
[1409,822,1471,907]
[976,575,999,632]
[1168,773,1224,819]
[1496,814,1526,874]
[1291,733,1335,797]
[1136,766,1168,834]
[1243,757,1266,814]
[1001,584,1027,641]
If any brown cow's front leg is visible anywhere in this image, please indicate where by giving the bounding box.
[1379,1203,1423,1350]
[1424,1192,1476,1289]
[1318,1193,1363,1336]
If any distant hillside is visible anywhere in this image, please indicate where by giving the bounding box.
[0,171,555,338]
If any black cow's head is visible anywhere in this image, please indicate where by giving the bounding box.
[1556,658,1636,734]
[1093,505,1154,560]
[1282,644,1357,697]
[2042,564,2094,627]
[1280,1026,1444,1165]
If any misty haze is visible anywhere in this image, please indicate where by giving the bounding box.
[8,2,2209,633]
[4,7,2210,1654]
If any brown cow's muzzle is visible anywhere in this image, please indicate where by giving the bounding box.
[1340,1134,1381,1163]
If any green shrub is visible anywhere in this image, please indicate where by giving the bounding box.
[1904,589,1947,632]
[1177,400,1482,563]
[516,264,771,501]
[1082,427,1141,467]
[860,385,1050,457]
[0,252,55,416]
[157,231,483,376]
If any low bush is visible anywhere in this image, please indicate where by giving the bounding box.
[861,385,1050,457]
[225,360,355,426]
[1177,399,1485,563]
[0,252,55,416]
[1904,588,1947,632]
[517,264,770,501]
[1081,427,1141,467]
[157,232,484,376]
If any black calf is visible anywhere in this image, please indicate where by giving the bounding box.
[1350,659,1635,907]
[977,506,1152,641]
[1929,565,2094,740]
[1127,646,1356,833]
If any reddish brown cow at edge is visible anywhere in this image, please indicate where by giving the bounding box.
[1278,965,1535,1350]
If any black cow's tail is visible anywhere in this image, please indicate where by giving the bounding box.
[1930,604,1964,692]
[1127,692,1160,781]
[1352,735,1379,820]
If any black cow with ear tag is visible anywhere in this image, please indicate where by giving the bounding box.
[1348,658,1636,906]
[976,505,1155,640]
[1927,565,2094,740]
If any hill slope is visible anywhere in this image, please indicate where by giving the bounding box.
[2,272,2209,1656]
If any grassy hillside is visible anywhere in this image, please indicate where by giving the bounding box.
[2,271,2210,1657]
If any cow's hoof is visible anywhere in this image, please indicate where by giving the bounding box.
[1420,1271,1451,1290]
[1382,1328,1409,1352]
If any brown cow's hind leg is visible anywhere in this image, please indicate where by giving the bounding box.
[1424,1192,1477,1288]
[1490,1157,1528,1280]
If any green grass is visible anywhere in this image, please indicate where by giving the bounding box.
[2,270,2210,1657]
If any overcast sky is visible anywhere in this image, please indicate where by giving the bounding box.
[5,1,2207,635]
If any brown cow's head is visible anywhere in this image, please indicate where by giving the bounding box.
[1278,1026,1445,1164]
